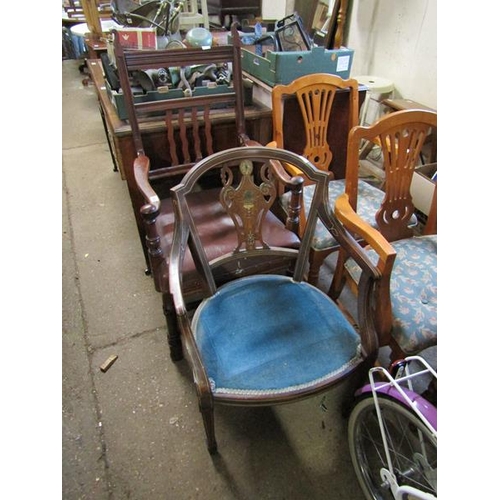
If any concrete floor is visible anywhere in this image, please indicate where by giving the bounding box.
[62,58,372,500]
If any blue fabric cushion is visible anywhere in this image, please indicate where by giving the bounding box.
[345,235,437,355]
[280,180,418,250]
[192,275,362,396]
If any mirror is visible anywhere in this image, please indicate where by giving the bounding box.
[293,0,349,49]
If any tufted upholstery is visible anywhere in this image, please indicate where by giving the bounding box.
[344,235,437,355]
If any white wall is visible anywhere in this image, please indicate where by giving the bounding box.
[345,0,436,109]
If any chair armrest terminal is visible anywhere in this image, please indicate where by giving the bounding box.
[134,153,160,211]
[334,193,396,268]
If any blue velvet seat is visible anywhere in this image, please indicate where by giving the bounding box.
[193,275,362,397]
[168,146,381,453]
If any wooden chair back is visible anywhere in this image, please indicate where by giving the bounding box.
[113,22,248,185]
[269,73,359,179]
[344,109,437,242]
[170,147,331,295]
[112,23,253,269]
[268,72,361,277]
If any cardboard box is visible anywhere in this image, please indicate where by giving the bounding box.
[115,27,157,50]
[410,163,437,216]
[107,28,157,67]
[230,34,354,87]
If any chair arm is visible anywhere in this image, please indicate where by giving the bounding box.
[267,158,304,234]
[134,153,160,211]
[134,153,167,290]
[317,196,383,356]
[334,193,397,345]
[239,133,260,147]
[334,193,396,269]
[169,214,214,395]
[176,310,213,399]
[139,201,168,292]
[266,140,305,179]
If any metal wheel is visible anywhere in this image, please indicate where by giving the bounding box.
[348,395,437,499]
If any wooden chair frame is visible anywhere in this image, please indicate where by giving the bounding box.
[268,73,360,285]
[113,23,250,270]
[168,146,381,453]
[113,25,307,359]
[330,109,437,361]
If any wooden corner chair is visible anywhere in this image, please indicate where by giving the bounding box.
[168,145,381,453]
[113,24,305,360]
[331,109,437,363]
[114,22,255,272]
[267,73,386,286]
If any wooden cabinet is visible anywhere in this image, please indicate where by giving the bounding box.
[207,0,261,24]
[86,59,273,181]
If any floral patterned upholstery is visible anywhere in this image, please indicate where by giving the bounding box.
[345,235,437,355]
[280,180,417,250]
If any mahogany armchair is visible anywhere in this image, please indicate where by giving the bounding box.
[268,73,388,285]
[113,25,304,359]
[168,146,381,453]
[330,109,437,362]
[113,23,254,271]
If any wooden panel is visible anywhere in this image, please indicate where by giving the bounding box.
[280,88,366,180]
[80,0,102,35]
[207,0,261,16]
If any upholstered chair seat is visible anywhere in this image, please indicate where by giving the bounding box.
[344,235,437,355]
[280,180,417,250]
[192,275,362,397]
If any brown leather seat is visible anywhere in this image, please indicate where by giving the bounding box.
[154,189,300,292]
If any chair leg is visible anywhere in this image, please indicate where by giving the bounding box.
[308,247,335,287]
[389,342,408,365]
[329,248,347,299]
[199,396,218,454]
[307,250,323,286]
[162,293,183,362]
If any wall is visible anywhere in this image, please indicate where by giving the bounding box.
[345,0,436,109]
